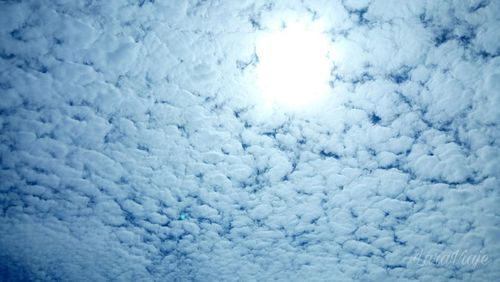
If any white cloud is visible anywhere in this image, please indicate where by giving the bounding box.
[0,0,499,281]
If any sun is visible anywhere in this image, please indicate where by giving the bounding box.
[255,22,332,110]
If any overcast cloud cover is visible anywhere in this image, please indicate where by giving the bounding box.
[0,0,499,281]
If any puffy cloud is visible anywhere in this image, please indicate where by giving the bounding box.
[0,0,499,281]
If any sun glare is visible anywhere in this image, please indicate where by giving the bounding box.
[255,23,332,110]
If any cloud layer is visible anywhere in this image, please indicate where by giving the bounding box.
[0,0,499,281]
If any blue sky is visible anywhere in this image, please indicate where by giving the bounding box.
[0,0,499,281]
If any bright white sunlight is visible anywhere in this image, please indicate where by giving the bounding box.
[255,22,332,109]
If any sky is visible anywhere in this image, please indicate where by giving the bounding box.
[0,0,499,281]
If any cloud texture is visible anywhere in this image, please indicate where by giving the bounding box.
[0,0,499,281]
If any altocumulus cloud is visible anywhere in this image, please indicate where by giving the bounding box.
[0,0,499,281]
